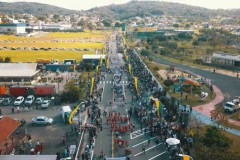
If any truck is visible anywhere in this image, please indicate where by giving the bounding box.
[224,101,240,113]
[61,106,72,123]
[9,86,34,97]
[34,85,55,96]
[9,85,55,97]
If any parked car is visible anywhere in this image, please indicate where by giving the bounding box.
[35,97,44,105]
[224,102,240,113]
[3,97,12,106]
[41,99,51,108]
[31,116,53,125]
[0,97,4,104]
[25,95,35,105]
[14,96,24,106]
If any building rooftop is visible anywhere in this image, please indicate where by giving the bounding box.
[82,54,106,60]
[0,63,39,78]
[213,52,240,62]
[0,116,21,144]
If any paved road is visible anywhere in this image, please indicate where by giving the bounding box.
[150,55,240,101]
[90,33,170,160]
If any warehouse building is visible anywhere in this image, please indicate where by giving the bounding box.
[0,23,26,35]
[0,63,40,82]
[81,54,106,69]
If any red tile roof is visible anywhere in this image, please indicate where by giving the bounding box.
[0,116,21,144]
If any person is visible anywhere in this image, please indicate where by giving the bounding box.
[39,143,44,153]
[36,140,40,147]
[17,106,20,113]
[148,137,151,145]
[56,152,61,160]
[0,108,2,115]
[142,145,145,155]
[11,107,15,114]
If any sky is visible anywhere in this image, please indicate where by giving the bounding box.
[1,0,240,10]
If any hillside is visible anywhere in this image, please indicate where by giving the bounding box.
[88,1,240,20]
[0,2,79,15]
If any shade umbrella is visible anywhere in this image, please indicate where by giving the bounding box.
[166,138,180,146]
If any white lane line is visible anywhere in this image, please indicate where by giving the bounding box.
[148,151,166,160]
[131,137,157,148]
[134,144,162,157]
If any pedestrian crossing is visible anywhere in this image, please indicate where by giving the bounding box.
[99,81,128,84]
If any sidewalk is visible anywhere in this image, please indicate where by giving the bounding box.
[193,85,240,136]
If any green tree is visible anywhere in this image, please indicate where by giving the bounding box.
[114,22,122,27]
[102,20,111,27]
[0,57,3,63]
[140,49,151,57]
[203,126,232,149]
[62,80,80,103]
[173,23,179,28]
[4,57,11,63]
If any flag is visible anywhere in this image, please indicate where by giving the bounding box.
[90,77,95,94]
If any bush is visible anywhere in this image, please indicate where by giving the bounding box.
[153,66,159,71]
[163,79,174,86]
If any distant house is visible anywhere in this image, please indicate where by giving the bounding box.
[210,52,240,67]
[0,23,26,35]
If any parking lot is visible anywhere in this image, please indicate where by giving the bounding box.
[0,97,85,156]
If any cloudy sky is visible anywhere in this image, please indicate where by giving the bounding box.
[1,0,240,10]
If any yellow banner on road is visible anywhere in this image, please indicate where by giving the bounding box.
[90,77,95,94]
[134,77,139,96]
[128,64,132,75]
[155,99,160,117]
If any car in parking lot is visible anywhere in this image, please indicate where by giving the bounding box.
[35,97,44,105]
[3,97,12,106]
[0,97,4,104]
[31,116,53,125]
[25,95,35,105]
[14,96,24,106]
[41,99,51,108]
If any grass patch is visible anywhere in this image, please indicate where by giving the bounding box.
[0,50,95,62]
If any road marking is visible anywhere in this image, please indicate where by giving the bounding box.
[106,81,108,84]
[130,129,149,139]
[148,151,166,160]
[90,138,96,160]
[134,144,161,157]
[131,137,157,148]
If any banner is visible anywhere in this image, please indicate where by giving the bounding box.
[134,77,139,95]
[90,77,95,94]
[100,57,103,67]
[154,99,160,117]
[96,65,99,73]
[128,64,132,75]
[106,59,110,69]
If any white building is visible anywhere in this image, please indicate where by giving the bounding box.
[0,23,26,35]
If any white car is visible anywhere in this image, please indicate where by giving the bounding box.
[32,116,53,125]
[41,100,51,108]
[25,95,35,105]
[0,97,4,104]
[35,97,44,105]
[14,96,24,106]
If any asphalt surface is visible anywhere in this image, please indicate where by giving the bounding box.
[149,55,240,102]
[89,33,170,160]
